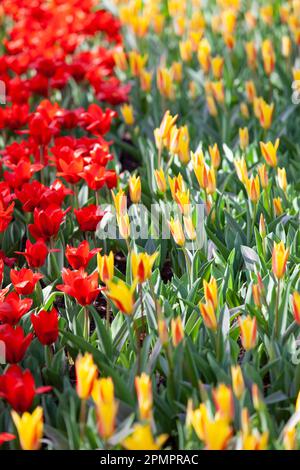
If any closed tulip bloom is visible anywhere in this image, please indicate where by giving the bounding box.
[259,213,267,238]
[260,138,279,167]
[177,126,190,164]
[135,373,153,421]
[106,279,135,315]
[154,168,167,193]
[120,104,134,126]
[292,292,300,324]
[171,61,182,82]
[245,42,257,70]
[175,189,190,215]
[206,95,218,116]
[277,167,287,192]
[158,317,168,346]
[92,377,118,440]
[258,99,274,130]
[113,49,127,71]
[97,251,114,284]
[258,164,269,189]
[213,384,234,422]
[208,143,221,169]
[239,127,249,150]
[197,38,211,73]
[112,189,127,217]
[272,241,289,279]
[282,36,292,57]
[11,406,43,450]
[122,424,168,450]
[117,212,130,240]
[211,56,224,79]
[240,102,250,119]
[156,67,174,100]
[131,252,158,283]
[0,292,33,326]
[231,365,245,399]
[283,426,296,450]
[129,51,148,77]
[238,316,257,351]
[129,175,141,203]
[246,175,260,203]
[211,80,225,104]
[191,403,208,441]
[168,218,185,246]
[140,69,152,92]
[273,197,283,216]
[65,240,100,270]
[203,276,218,309]
[171,317,184,347]
[75,353,98,400]
[31,308,59,346]
[199,301,217,331]
[179,40,193,61]
[183,216,197,241]
[10,269,43,296]
[155,110,178,146]
[245,80,256,103]
[0,324,32,363]
[234,157,248,183]
[168,174,184,199]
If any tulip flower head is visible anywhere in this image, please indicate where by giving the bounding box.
[231,365,245,399]
[31,308,59,346]
[238,315,257,351]
[106,279,135,315]
[75,353,98,400]
[171,316,184,347]
[131,251,158,283]
[123,424,168,450]
[135,373,153,421]
[97,251,114,284]
[272,241,289,279]
[92,377,118,440]
[260,138,279,167]
[11,406,43,451]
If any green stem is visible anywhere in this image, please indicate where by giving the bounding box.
[83,307,90,342]
[274,279,281,339]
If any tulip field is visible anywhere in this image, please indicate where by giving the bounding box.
[1,0,300,453]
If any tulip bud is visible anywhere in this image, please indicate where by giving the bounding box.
[199,301,217,331]
[120,104,134,126]
[273,197,283,216]
[76,353,98,400]
[277,167,287,192]
[131,251,158,283]
[129,175,141,203]
[168,218,185,247]
[272,241,289,279]
[135,373,153,421]
[239,127,249,150]
[292,292,300,324]
[238,315,257,351]
[231,365,245,399]
[283,426,296,450]
[97,251,114,284]
[213,383,234,422]
[92,377,118,440]
[171,317,184,347]
[158,317,169,346]
[154,168,167,193]
[208,143,221,169]
[259,213,267,238]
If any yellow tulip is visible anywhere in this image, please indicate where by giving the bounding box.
[168,173,184,199]
[122,424,168,450]
[120,104,134,126]
[203,415,232,450]
[157,67,174,100]
[277,167,287,192]
[213,383,234,422]
[113,49,128,71]
[246,175,260,203]
[179,39,193,62]
[112,188,127,217]
[206,95,218,116]
[231,365,245,399]
[154,168,167,193]
[203,276,218,309]
[183,215,197,241]
[128,174,141,203]
[197,38,211,73]
[11,407,43,451]
[117,212,130,240]
[199,301,217,331]
[92,377,118,440]
[175,189,190,215]
[258,164,269,189]
[292,291,300,324]
[282,36,292,58]
[245,41,257,70]
[211,80,225,104]
[258,99,274,130]
[129,51,148,77]
[140,69,152,92]
[234,157,248,183]
[260,138,279,167]
[131,251,158,283]
[245,80,256,103]
[283,426,296,450]
[209,143,221,169]
[211,56,224,79]
[259,213,267,238]
[135,373,153,421]
[106,279,135,315]
[238,316,257,351]
[272,241,289,279]
[97,251,114,284]
[273,197,283,216]
[239,127,249,150]
[75,352,98,400]
[171,61,183,82]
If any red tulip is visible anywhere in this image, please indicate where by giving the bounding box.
[74,204,104,232]
[0,259,3,285]
[29,205,70,241]
[0,292,33,325]
[57,268,100,306]
[0,433,15,446]
[15,181,46,212]
[65,240,100,269]
[0,365,51,412]
[0,324,32,363]
[15,239,49,268]
[29,112,53,146]
[3,160,42,190]
[79,104,116,136]
[31,308,59,346]
[10,268,43,295]
[0,197,14,233]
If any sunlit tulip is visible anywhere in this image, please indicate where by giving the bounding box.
[179,40,193,62]
[245,41,257,70]
[259,213,267,238]
[120,104,134,126]
[175,189,190,215]
[131,252,158,283]
[234,157,248,183]
[277,168,287,192]
[231,365,245,399]
[183,216,197,241]
[260,139,279,167]
[140,69,152,92]
[240,103,249,119]
[273,197,283,216]
[168,174,184,199]
[129,175,141,203]
[213,384,234,422]
[11,407,43,450]
[113,49,128,71]
[202,414,232,450]
[260,5,273,25]
[211,56,224,79]
[171,62,183,82]
[157,67,174,100]
[203,276,218,309]
[261,39,275,75]
[282,36,292,58]
[238,316,257,351]
[122,424,168,450]
[171,317,184,346]
[206,95,218,116]
[158,317,169,346]
[292,291,300,324]
[245,80,256,103]
[106,279,135,315]
[211,80,225,104]
[97,251,114,284]
[112,188,127,217]
[272,241,289,279]
[154,110,178,149]
[129,51,148,77]
[177,126,190,164]
[92,377,118,440]
[197,38,211,73]
[135,373,153,421]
